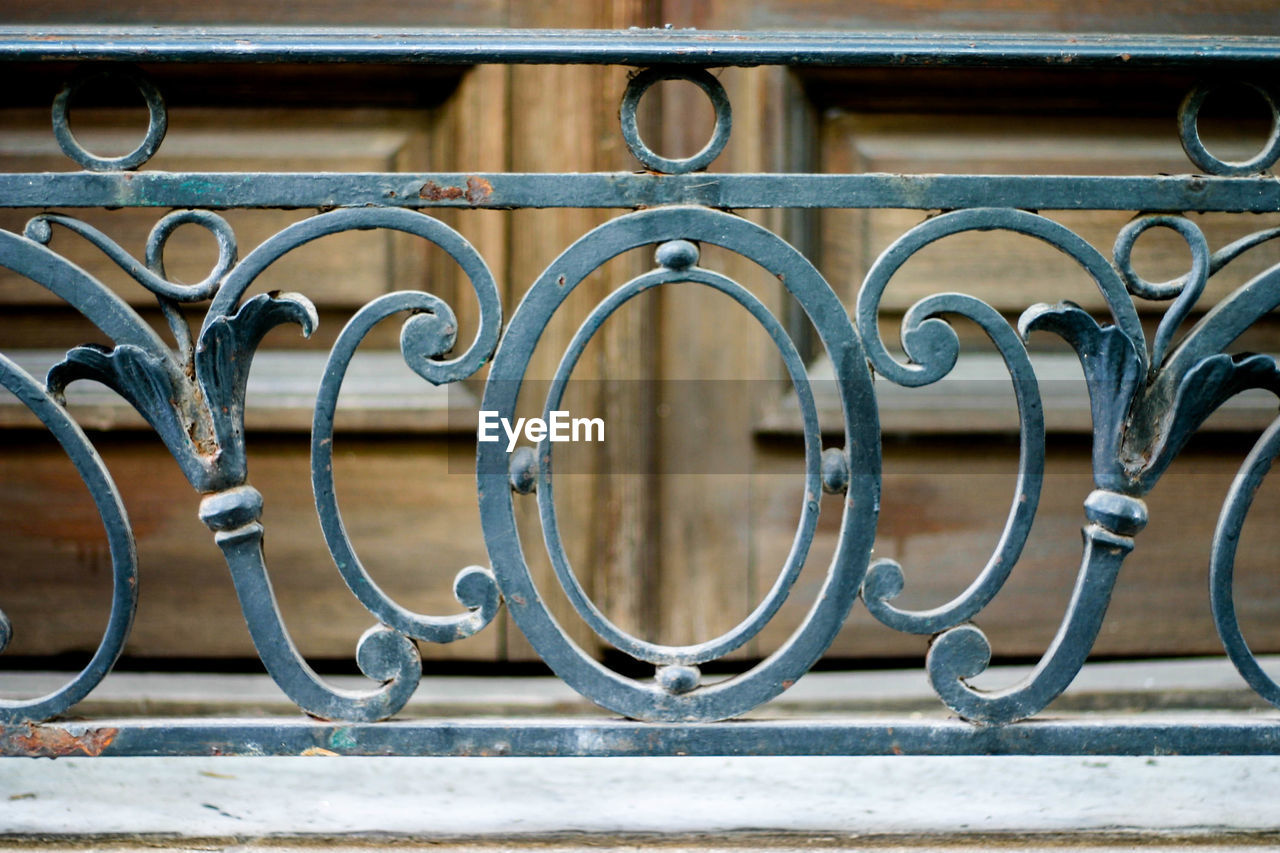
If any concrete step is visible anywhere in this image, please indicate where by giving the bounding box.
[4,754,1280,843]
[4,658,1280,844]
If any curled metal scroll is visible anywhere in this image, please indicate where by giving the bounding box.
[201,487,423,724]
[1211,419,1280,708]
[1115,217,1280,491]
[1113,214,1210,370]
[26,210,236,305]
[313,290,501,644]
[909,211,1280,723]
[857,209,1144,388]
[926,490,1146,724]
[0,355,137,723]
[27,210,238,364]
[0,213,411,722]
[857,288,1044,634]
[5,207,504,722]
[206,207,500,365]
[7,60,1280,734]
[479,205,879,722]
[853,210,1168,722]
[852,209,1141,634]
[204,208,503,719]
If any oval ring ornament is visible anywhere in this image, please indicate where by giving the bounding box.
[537,263,821,666]
[478,206,880,722]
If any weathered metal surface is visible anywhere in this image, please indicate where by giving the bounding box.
[1,38,1280,754]
[0,172,1276,211]
[1,723,119,758]
[5,716,1280,758]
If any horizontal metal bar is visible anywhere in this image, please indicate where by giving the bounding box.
[5,716,1280,757]
[2,172,1278,212]
[0,28,1278,70]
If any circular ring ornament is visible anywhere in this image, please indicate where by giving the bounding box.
[53,69,168,172]
[1178,83,1280,176]
[619,68,732,174]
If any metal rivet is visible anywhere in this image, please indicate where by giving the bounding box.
[820,447,849,495]
[655,239,699,269]
[509,445,538,494]
[656,664,700,694]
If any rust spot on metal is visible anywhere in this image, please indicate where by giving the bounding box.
[781,679,795,689]
[418,181,464,201]
[556,275,566,287]
[465,175,493,205]
[4,724,118,758]
[301,746,339,756]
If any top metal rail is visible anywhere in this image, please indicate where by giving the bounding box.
[0,27,1279,69]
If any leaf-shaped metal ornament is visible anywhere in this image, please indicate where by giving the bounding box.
[1019,301,1145,491]
[195,291,317,488]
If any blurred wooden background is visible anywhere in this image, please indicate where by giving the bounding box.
[2,0,1279,671]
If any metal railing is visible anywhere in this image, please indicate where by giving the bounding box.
[2,28,1280,757]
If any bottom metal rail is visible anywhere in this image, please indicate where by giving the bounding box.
[3,715,1279,758]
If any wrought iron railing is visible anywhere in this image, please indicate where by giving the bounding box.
[2,28,1280,757]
